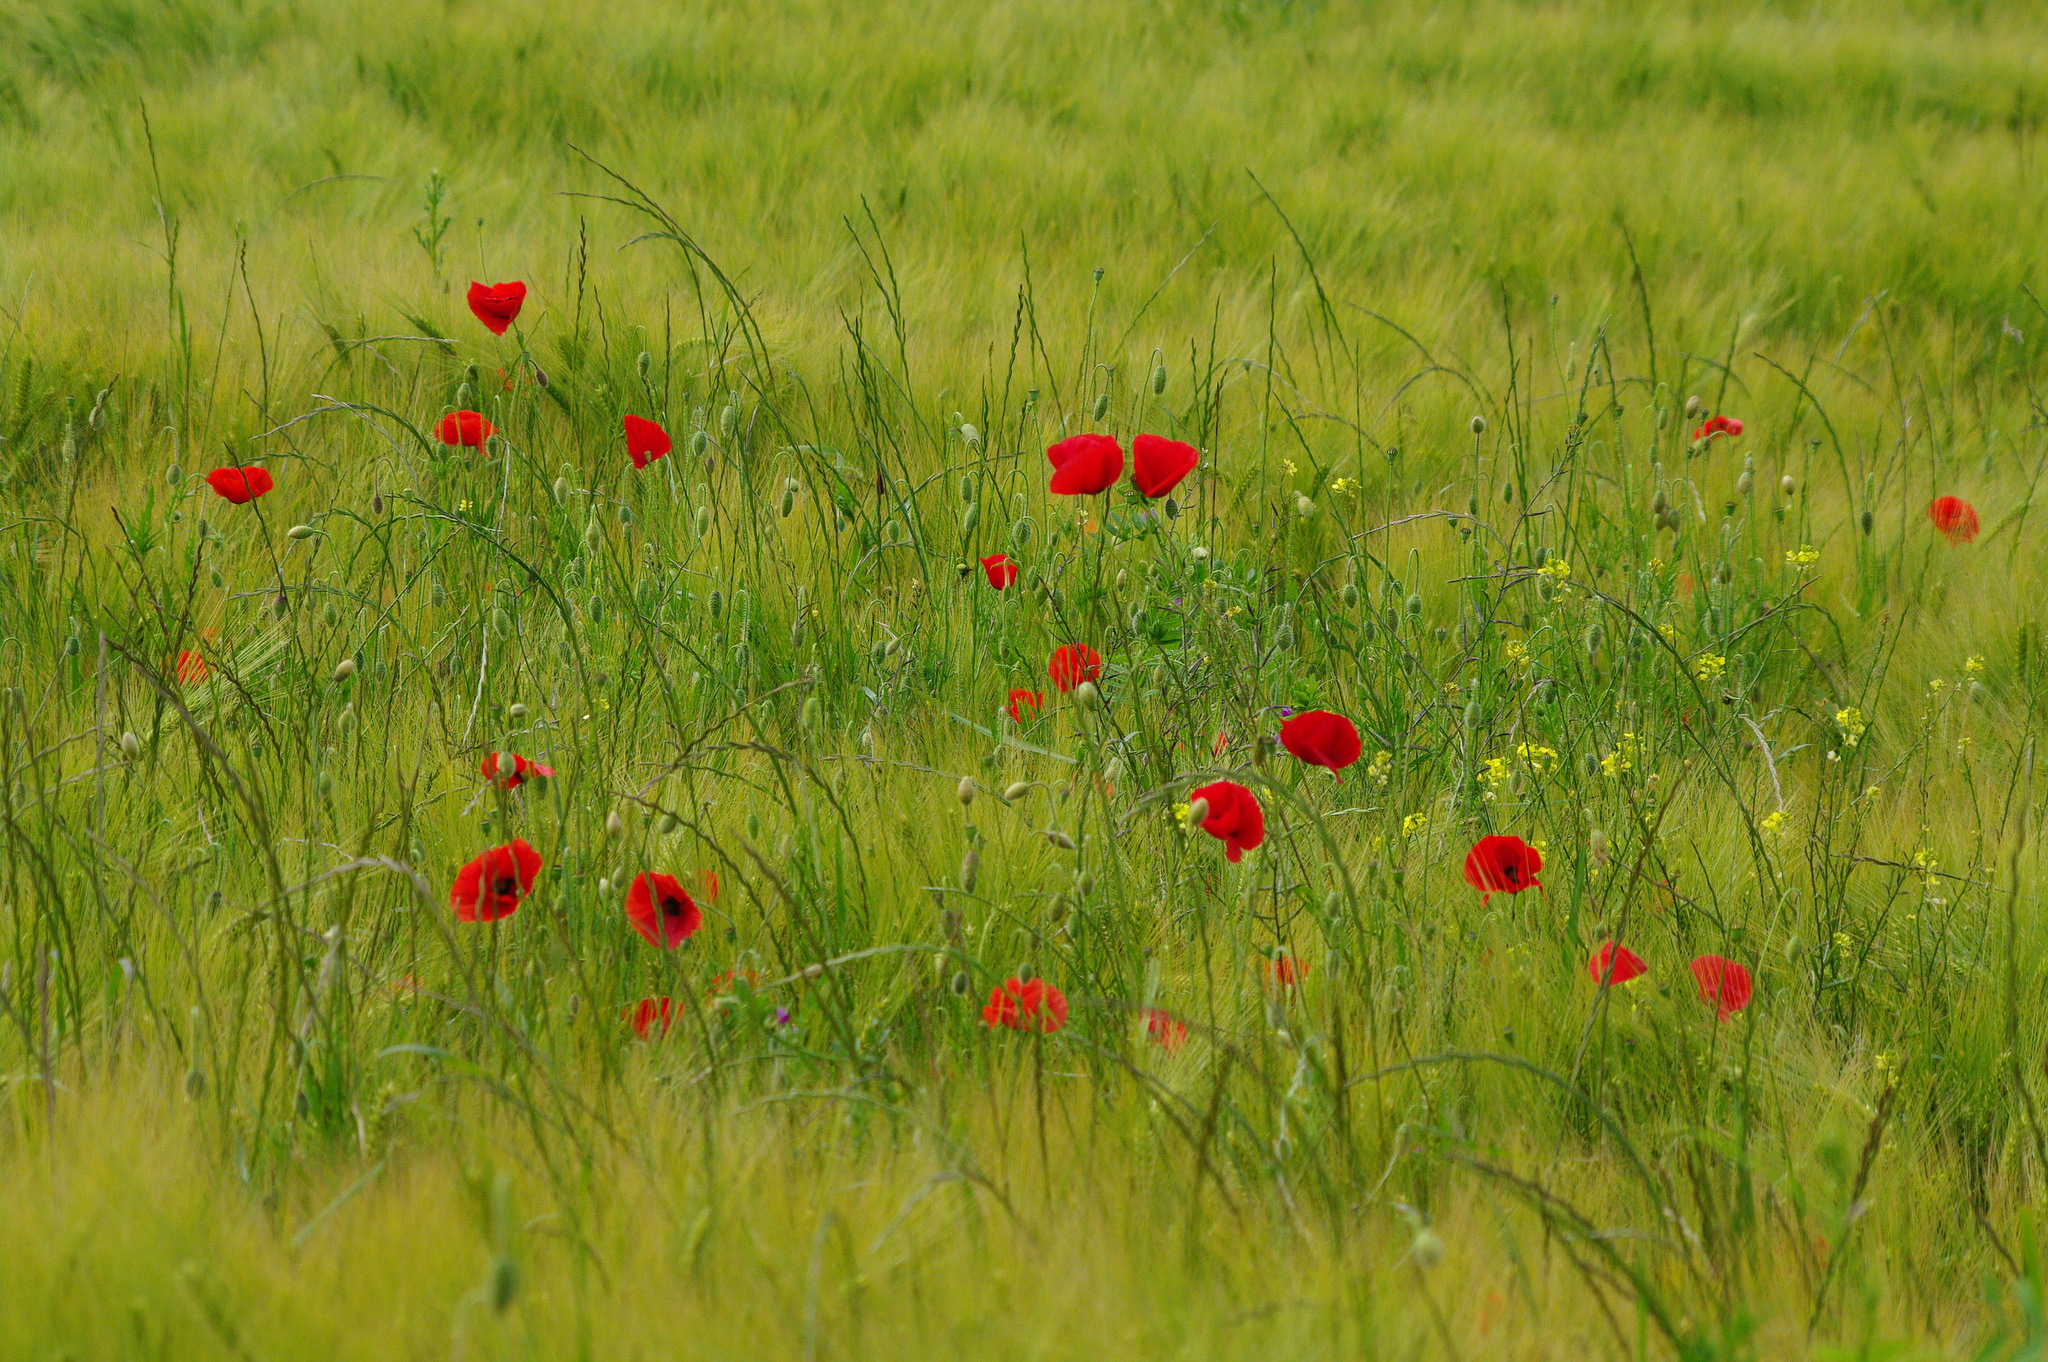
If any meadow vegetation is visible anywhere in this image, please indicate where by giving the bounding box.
[3,0,2048,1356]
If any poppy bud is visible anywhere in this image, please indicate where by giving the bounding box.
[801,695,822,729]
[489,1255,518,1313]
[1341,582,1360,609]
[1470,415,1486,435]
[1274,624,1295,650]
[957,776,976,807]
[337,703,355,733]
[1046,829,1077,850]
[884,518,902,544]
[1590,828,1611,863]
[962,422,982,449]
[719,404,737,439]
[332,658,357,682]
[998,782,1030,804]
[1411,1227,1445,1271]
[585,593,604,623]
[636,350,652,378]
[606,811,625,838]
[691,429,710,457]
[1652,488,1667,516]
[1736,469,1754,497]
[455,383,472,410]
[274,591,291,618]
[120,730,141,761]
[1185,797,1210,827]
[315,769,333,798]
[1685,394,1702,418]
[781,486,796,518]
[1295,493,1316,520]
[962,501,980,534]
[949,970,971,996]
[62,634,79,657]
[960,847,980,892]
[692,506,711,540]
[1405,592,1423,618]
[1860,509,1873,535]
[286,524,317,540]
[184,1068,206,1099]
[1464,700,1482,730]
[1074,681,1100,710]
[1781,474,1796,495]
[1162,496,1180,520]
[1152,363,1168,395]
[491,607,512,638]
[708,590,724,619]
[552,477,569,507]
[1091,391,1110,420]
[1255,733,1278,768]
[1501,480,1515,504]
[1190,545,1209,561]
[1011,518,1034,547]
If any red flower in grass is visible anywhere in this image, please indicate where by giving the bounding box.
[1047,643,1102,692]
[1587,941,1648,987]
[625,872,702,949]
[981,553,1020,589]
[204,466,274,504]
[481,751,554,789]
[466,280,527,336]
[1006,688,1044,723]
[1267,954,1308,987]
[1463,835,1543,903]
[696,869,721,902]
[1689,955,1752,1019]
[708,967,760,1002]
[624,414,672,469]
[172,650,210,684]
[1046,433,1124,495]
[1189,780,1265,863]
[626,996,674,1038]
[437,410,495,449]
[1131,434,1198,498]
[449,838,542,923]
[1693,414,1743,443]
[982,977,1068,1034]
[1145,1008,1188,1051]
[1279,710,1362,770]
[1928,496,1979,545]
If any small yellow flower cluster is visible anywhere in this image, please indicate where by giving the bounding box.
[1503,638,1532,671]
[1281,459,1298,476]
[1692,653,1727,682]
[1601,731,1640,778]
[1835,706,1867,747]
[1785,545,1821,567]
[1911,847,1939,888]
[1760,809,1787,835]
[1515,741,1558,775]
[1478,756,1514,800]
[1401,810,1429,834]
[1538,558,1571,581]
[1331,477,1359,496]
[1928,677,1948,695]
[1366,750,1392,789]
[1964,655,1986,676]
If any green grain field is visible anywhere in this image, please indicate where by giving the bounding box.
[2,1,2047,1356]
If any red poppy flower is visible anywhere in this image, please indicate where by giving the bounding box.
[1047,643,1102,692]
[1130,433,1198,499]
[481,751,554,790]
[1693,414,1743,443]
[1463,834,1544,903]
[1279,710,1362,770]
[1267,953,1308,987]
[466,280,527,336]
[708,967,760,1001]
[626,996,674,1038]
[1006,688,1044,723]
[696,869,721,902]
[1145,1008,1188,1051]
[1689,955,1752,1019]
[204,466,275,504]
[1211,731,1229,758]
[624,414,672,470]
[625,872,702,949]
[981,553,1020,589]
[1587,941,1647,987]
[982,977,1068,1034]
[1927,496,1979,545]
[172,650,210,685]
[437,410,495,449]
[449,838,542,923]
[1189,779,1265,862]
[1046,433,1124,495]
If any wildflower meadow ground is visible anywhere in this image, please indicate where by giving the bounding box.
[3,0,2048,1357]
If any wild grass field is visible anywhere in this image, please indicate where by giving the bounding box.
[2,0,2048,1356]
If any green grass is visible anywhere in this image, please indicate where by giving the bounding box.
[4,0,2048,1357]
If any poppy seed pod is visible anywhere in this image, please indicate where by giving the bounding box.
[332,658,357,682]
[120,730,141,762]
[957,776,976,807]
[1470,415,1486,435]
[1781,474,1796,495]
[1152,363,1168,395]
